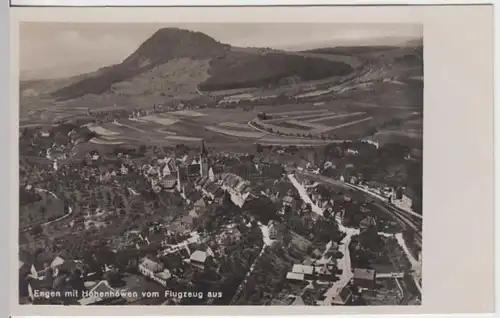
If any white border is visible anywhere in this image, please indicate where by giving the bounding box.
[7,2,497,318]
[8,0,493,7]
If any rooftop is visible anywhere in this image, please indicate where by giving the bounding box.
[353,268,376,281]
[155,270,172,280]
[140,257,163,273]
[190,250,207,264]
[291,264,314,275]
[286,272,305,281]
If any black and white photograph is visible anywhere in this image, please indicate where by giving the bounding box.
[18,22,423,306]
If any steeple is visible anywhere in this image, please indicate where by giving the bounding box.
[200,140,208,157]
[199,140,209,178]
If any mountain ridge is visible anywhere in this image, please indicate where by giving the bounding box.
[49,28,355,102]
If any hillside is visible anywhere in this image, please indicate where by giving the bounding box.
[49,28,354,102]
[199,51,353,91]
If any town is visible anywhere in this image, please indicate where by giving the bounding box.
[19,24,423,306]
[19,119,422,306]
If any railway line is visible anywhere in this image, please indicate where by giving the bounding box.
[295,171,422,248]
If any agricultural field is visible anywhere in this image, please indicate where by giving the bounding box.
[249,105,409,140]
[71,94,421,153]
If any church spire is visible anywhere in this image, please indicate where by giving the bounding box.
[200,140,208,157]
[199,140,209,178]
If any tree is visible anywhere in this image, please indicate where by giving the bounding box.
[257,113,268,120]
[105,269,125,288]
[30,224,43,237]
[256,144,263,154]
[247,225,263,247]
[282,230,292,248]
[323,209,332,219]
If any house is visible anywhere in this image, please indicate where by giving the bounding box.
[331,286,353,305]
[369,264,399,275]
[195,176,210,189]
[138,257,163,276]
[189,250,208,269]
[27,277,54,304]
[187,161,202,178]
[286,272,305,281]
[291,295,306,305]
[188,197,207,218]
[346,149,359,156]
[204,182,224,202]
[161,157,177,177]
[311,248,323,259]
[282,195,298,212]
[51,258,83,276]
[375,272,404,279]
[78,280,122,305]
[359,216,377,232]
[138,257,171,287]
[50,256,66,270]
[30,251,56,278]
[51,274,76,300]
[221,173,251,208]
[290,264,315,280]
[187,190,203,205]
[176,166,189,182]
[160,178,177,191]
[401,188,414,209]
[208,165,224,182]
[361,138,379,149]
[193,198,207,214]
[391,186,418,212]
[268,222,278,240]
[217,227,242,246]
[230,162,260,180]
[353,268,376,290]
[152,270,172,287]
[259,162,284,179]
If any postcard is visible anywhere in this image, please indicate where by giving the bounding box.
[10,4,494,316]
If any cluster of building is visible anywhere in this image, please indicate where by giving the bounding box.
[20,221,241,306]
[218,93,278,106]
[138,141,286,209]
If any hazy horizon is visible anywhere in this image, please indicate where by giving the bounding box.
[20,23,422,81]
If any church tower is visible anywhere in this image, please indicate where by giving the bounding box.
[199,140,209,178]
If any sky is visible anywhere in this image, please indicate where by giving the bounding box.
[20,23,422,80]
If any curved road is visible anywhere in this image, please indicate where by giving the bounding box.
[288,173,422,302]
[296,171,422,246]
[230,224,273,304]
[21,188,74,232]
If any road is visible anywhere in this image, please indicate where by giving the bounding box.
[21,188,74,233]
[319,224,359,306]
[247,120,349,146]
[230,224,274,304]
[288,173,359,305]
[289,173,422,301]
[343,182,422,220]
[296,171,422,246]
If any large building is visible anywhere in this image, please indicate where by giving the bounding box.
[353,268,376,290]
[176,140,209,193]
[138,257,171,287]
